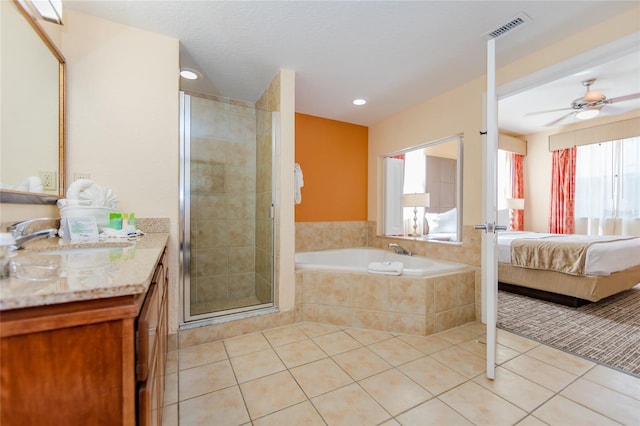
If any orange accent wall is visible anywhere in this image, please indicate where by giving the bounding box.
[295,113,368,222]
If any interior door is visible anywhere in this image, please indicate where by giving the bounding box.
[478,38,502,380]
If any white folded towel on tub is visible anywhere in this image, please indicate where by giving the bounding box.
[368,261,403,276]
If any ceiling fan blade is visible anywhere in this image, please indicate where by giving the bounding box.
[525,107,574,116]
[545,112,575,127]
[608,93,640,103]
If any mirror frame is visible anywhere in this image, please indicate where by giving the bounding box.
[379,134,464,244]
[0,0,65,204]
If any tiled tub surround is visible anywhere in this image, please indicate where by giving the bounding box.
[295,221,369,252]
[296,221,482,319]
[368,223,483,322]
[294,221,481,269]
[297,268,477,335]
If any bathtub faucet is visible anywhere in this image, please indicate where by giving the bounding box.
[388,243,413,256]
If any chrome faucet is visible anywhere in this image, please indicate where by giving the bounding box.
[9,218,58,249]
[388,243,412,256]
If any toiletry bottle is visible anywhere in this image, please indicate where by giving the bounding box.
[129,213,136,230]
[109,213,122,230]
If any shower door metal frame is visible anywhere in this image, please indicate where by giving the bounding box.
[179,92,276,325]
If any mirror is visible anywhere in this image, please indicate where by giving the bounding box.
[0,0,65,204]
[381,134,463,243]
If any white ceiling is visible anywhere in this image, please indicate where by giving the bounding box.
[65,1,639,131]
[499,50,640,135]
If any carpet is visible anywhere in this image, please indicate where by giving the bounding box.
[497,285,640,377]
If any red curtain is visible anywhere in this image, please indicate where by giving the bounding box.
[549,147,576,234]
[511,153,524,231]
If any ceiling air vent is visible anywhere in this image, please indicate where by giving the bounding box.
[484,13,532,39]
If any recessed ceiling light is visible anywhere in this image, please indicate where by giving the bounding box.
[180,68,200,80]
[352,98,367,106]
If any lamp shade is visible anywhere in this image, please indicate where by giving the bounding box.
[403,193,430,208]
[506,198,525,210]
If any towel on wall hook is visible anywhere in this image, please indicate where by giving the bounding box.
[294,163,304,204]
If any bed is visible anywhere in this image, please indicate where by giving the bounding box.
[424,207,457,242]
[497,231,640,306]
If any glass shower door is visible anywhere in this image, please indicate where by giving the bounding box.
[180,92,275,322]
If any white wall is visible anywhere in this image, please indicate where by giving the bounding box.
[371,6,639,232]
[61,10,180,331]
[369,77,485,228]
[277,70,296,312]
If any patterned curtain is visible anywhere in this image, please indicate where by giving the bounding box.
[511,153,524,231]
[549,147,576,234]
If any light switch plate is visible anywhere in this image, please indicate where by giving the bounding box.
[74,172,91,181]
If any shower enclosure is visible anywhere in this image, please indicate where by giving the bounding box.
[180,92,276,322]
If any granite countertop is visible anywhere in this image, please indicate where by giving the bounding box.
[0,233,169,311]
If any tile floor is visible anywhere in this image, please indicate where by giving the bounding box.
[163,321,640,426]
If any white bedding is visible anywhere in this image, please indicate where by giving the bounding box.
[497,231,640,276]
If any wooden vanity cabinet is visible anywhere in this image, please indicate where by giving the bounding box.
[0,248,168,426]
[137,249,168,426]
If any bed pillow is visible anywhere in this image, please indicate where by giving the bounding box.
[425,207,457,233]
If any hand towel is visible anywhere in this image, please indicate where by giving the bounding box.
[368,261,403,276]
[294,163,304,205]
[66,179,118,209]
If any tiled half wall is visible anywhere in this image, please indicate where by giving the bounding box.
[295,220,482,323]
[296,268,476,335]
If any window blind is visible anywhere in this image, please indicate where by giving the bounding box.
[548,117,640,151]
[498,133,527,155]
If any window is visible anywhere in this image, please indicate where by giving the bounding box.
[497,149,511,211]
[382,135,462,243]
[575,136,640,235]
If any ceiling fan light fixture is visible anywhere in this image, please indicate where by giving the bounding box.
[584,90,604,102]
[576,107,600,120]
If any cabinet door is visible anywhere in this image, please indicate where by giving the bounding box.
[138,354,158,426]
[137,281,159,382]
[138,250,168,426]
[1,319,135,425]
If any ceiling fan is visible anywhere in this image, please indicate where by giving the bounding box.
[531,78,640,127]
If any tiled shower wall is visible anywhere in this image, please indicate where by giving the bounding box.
[189,96,258,313]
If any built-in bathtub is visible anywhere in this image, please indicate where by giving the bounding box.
[295,247,478,335]
[295,247,466,277]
